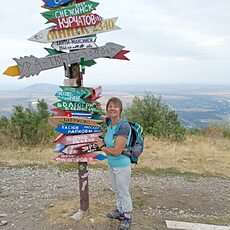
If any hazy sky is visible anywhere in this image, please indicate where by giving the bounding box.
[1,0,230,88]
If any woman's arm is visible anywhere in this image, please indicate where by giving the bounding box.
[95,136,127,156]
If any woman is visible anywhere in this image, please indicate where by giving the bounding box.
[95,97,132,230]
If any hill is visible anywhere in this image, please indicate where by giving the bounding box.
[0,83,229,127]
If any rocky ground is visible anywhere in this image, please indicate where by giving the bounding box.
[0,166,229,230]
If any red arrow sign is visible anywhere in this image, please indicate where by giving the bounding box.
[84,86,102,102]
[51,13,102,31]
[112,50,130,60]
[51,108,73,117]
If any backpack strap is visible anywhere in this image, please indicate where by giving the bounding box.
[105,117,129,144]
[112,119,128,144]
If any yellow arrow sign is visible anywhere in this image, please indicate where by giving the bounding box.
[3,65,20,77]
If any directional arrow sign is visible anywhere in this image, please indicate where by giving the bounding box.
[62,142,98,154]
[42,1,99,20]
[54,132,102,145]
[52,36,97,51]
[53,143,66,152]
[54,142,94,153]
[60,86,92,98]
[70,111,92,118]
[55,123,102,134]
[51,13,102,30]
[84,85,102,101]
[51,108,74,117]
[49,116,102,126]
[28,17,120,43]
[45,0,72,8]
[55,91,85,103]
[53,101,102,113]
[12,42,124,78]
[54,153,100,163]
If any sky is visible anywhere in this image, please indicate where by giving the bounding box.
[1,0,230,89]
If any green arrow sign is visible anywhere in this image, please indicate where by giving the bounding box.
[53,101,102,113]
[59,86,92,98]
[42,1,99,20]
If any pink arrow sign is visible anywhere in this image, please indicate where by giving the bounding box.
[54,132,102,145]
[54,153,100,163]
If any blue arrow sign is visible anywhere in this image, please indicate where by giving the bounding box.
[44,0,72,8]
[94,154,107,161]
[55,123,102,134]
[53,143,66,152]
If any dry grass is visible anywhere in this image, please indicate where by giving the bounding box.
[138,135,230,178]
[0,135,229,178]
[0,146,54,167]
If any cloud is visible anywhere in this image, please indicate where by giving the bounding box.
[1,0,230,85]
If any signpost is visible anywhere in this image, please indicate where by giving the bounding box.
[2,0,130,221]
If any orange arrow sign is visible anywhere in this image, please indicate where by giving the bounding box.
[3,65,20,77]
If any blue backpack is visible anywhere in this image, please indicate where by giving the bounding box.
[106,118,144,164]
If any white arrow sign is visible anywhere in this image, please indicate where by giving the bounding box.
[28,17,120,43]
[51,36,97,51]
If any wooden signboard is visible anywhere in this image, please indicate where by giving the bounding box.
[84,85,102,101]
[62,143,98,154]
[42,1,99,20]
[51,36,97,51]
[55,123,102,134]
[51,108,92,118]
[71,111,92,118]
[51,13,102,30]
[60,86,92,98]
[49,116,102,126]
[45,0,73,8]
[54,142,95,152]
[54,133,102,145]
[13,42,124,78]
[55,91,85,103]
[53,101,101,113]
[28,17,120,43]
[54,153,101,163]
[54,143,66,152]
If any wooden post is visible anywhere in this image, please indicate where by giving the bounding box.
[66,62,89,218]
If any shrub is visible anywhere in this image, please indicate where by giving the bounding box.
[124,92,186,141]
[0,99,56,148]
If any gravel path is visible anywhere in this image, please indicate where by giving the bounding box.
[0,166,229,229]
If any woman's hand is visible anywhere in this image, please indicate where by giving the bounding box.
[95,137,105,149]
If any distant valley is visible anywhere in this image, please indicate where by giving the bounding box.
[0,83,229,128]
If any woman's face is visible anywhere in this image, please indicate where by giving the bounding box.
[107,102,121,118]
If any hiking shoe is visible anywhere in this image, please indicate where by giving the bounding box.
[119,217,132,230]
[107,210,124,221]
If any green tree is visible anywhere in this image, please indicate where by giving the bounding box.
[0,100,56,148]
[124,93,185,141]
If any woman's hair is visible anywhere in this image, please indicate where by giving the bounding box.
[106,97,123,114]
